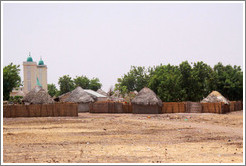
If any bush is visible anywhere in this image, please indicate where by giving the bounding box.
[9,96,23,104]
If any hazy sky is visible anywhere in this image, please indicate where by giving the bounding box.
[2,2,244,92]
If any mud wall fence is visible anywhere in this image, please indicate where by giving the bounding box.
[90,101,132,113]
[3,103,78,118]
[162,101,242,114]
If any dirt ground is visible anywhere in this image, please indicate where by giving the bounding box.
[3,111,244,163]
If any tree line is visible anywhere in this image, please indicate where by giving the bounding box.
[2,63,102,100]
[48,75,102,97]
[115,61,243,102]
[3,61,243,101]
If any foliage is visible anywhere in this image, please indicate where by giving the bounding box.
[3,63,21,100]
[115,61,243,102]
[213,63,243,101]
[48,84,58,97]
[148,64,182,102]
[9,96,23,104]
[115,66,150,93]
[189,61,215,101]
[89,78,102,91]
[74,76,90,89]
[58,75,102,95]
[58,75,75,95]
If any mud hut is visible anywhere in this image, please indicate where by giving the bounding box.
[201,91,229,104]
[131,87,162,114]
[22,86,54,104]
[65,86,94,112]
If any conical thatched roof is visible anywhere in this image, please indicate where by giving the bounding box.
[57,91,71,102]
[22,86,54,104]
[64,86,94,103]
[97,89,108,96]
[131,87,162,106]
[201,91,229,104]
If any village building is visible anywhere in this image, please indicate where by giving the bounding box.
[64,87,94,112]
[201,91,229,104]
[132,87,162,114]
[84,89,108,101]
[23,53,47,93]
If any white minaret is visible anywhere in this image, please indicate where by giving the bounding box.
[23,52,37,93]
[37,57,48,91]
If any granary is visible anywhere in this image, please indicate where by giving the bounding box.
[131,87,162,114]
[64,86,94,112]
[22,86,54,104]
[201,91,229,104]
[84,89,108,101]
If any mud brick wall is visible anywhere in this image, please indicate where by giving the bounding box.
[233,101,243,111]
[229,101,243,112]
[3,103,78,118]
[201,102,222,114]
[90,101,109,113]
[229,101,236,112]
[114,102,124,113]
[162,102,186,113]
[123,103,132,113]
[132,104,162,114]
[186,102,202,113]
[221,103,230,114]
[91,101,131,113]
[78,103,91,113]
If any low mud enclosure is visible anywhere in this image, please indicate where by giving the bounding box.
[3,111,243,163]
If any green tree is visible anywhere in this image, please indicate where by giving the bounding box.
[190,61,214,101]
[214,63,243,101]
[9,96,23,104]
[3,63,21,100]
[115,66,150,93]
[178,61,192,101]
[48,84,58,97]
[74,76,90,89]
[89,78,102,91]
[58,75,75,95]
[148,64,182,102]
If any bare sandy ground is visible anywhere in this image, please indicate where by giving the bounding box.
[3,111,244,163]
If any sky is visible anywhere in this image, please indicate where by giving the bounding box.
[2,2,244,92]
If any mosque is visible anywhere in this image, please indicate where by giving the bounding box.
[23,53,48,93]
[10,53,48,97]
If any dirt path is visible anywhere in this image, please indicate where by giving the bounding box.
[3,111,244,163]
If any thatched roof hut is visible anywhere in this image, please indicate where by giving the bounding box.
[54,91,71,102]
[131,87,162,114]
[201,91,229,104]
[64,86,94,103]
[22,86,54,104]
[132,87,162,106]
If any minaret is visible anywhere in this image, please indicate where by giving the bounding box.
[23,52,37,93]
[37,57,47,91]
